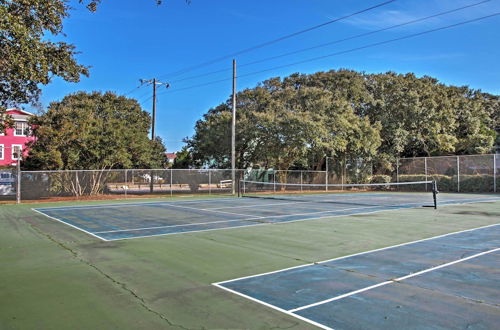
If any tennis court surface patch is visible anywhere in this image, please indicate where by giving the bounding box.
[214,224,500,329]
[32,193,500,240]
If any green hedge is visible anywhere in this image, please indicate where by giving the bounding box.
[397,174,497,192]
[369,175,391,184]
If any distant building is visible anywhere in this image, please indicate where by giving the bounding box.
[0,109,36,166]
[165,152,177,164]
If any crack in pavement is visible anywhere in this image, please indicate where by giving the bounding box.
[25,220,193,330]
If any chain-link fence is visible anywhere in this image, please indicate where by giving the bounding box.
[396,154,499,193]
[5,168,334,203]
[326,154,498,193]
[2,154,498,203]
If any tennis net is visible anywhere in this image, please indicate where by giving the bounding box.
[240,180,438,209]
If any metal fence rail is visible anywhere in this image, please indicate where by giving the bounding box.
[2,154,498,203]
[396,154,499,193]
[5,168,333,203]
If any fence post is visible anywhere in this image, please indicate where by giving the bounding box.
[325,160,328,191]
[396,158,399,183]
[494,154,497,193]
[208,170,212,195]
[424,157,428,191]
[124,169,128,198]
[16,158,21,204]
[457,156,460,193]
[170,168,173,197]
[273,171,276,193]
[300,171,303,192]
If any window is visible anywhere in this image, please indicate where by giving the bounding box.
[14,122,29,136]
[12,145,22,160]
[0,144,3,160]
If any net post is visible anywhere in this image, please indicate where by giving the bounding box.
[432,180,438,209]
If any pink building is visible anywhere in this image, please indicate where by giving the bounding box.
[0,109,35,167]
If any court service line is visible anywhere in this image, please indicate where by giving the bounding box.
[93,204,383,234]
[104,200,498,241]
[288,247,500,313]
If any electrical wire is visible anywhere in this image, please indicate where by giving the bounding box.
[166,0,491,85]
[157,12,500,96]
[159,0,398,80]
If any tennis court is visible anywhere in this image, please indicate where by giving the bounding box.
[32,180,500,241]
[215,224,500,329]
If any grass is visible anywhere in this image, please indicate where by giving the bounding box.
[1,197,499,329]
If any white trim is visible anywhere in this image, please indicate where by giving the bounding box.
[13,122,28,137]
[289,247,500,313]
[214,222,500,284]
[6,108,34,116]
[11,144,23,160]
[31,208,109,241]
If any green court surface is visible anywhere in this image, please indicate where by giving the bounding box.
[1,196,499,329]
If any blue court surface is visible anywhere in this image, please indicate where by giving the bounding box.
[214,224,500,329]
[32,192,500,241]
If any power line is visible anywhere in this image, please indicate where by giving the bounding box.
[166,0,491,86]
[122,84,144,96]
[159,0,398,80]
[157,12,500,96]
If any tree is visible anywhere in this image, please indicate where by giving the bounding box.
[184,69,498,175]
[23,91,166,196]
[24,91,166,170]
[0,0,90,112]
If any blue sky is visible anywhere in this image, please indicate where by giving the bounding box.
[31,0,500,152]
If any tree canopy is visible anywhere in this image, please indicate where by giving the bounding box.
[0,0,90,112]
[184,70,499,172]
[24,91,166,170]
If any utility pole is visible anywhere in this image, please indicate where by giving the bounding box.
[231,59,237,195]
[139,78,170,140]
[139,78,169,194]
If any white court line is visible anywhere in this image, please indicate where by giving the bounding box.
[212,283,332,330]
[34,197,500,241]
[289,247,500,313]
[100,202,440,240]
[215,222,500,284]
[33,197,238,211]
[31,208,109,242]
[93,204,404,234]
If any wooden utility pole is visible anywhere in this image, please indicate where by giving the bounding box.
[139,78,170,140]
[139,78,169,193]
[231,60,237,195]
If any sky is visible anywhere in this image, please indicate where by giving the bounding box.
[29,0,500,152]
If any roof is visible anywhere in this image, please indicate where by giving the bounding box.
[6,108,34,116]
[165,153,177,160]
